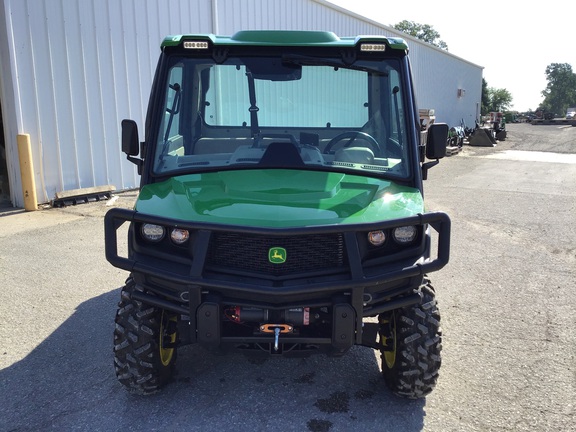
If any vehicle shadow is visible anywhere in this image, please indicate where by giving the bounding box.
[0,290,426,432]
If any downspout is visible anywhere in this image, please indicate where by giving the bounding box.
[211,0,219,34]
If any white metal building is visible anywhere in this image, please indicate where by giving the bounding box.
[0,0,483,208]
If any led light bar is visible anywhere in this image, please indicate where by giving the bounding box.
[360,43,386,52]
[183,41,209,49]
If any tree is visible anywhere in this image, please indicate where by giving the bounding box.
[487,87,513,113]
[541,63,576,115]
[480,80,512,115]
[392,20,448,50]
[481,78,490,115]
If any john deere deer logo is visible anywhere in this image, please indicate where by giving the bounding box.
[269,247,287,264]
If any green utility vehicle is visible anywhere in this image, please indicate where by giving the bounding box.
[105,30,451,398]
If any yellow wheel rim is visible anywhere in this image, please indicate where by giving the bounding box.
[382,312,397,369]
[159,312,177,366]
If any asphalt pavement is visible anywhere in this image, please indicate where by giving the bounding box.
[0,123,574,431]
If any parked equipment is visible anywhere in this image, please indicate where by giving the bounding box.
[469,127,497,147]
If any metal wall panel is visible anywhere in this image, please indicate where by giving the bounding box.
[0,0,482,207]
[0,0,213,207]
[409,42,483,127]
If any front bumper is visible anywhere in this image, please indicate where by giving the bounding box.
[105,208,450,352]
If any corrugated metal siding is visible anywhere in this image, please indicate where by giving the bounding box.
[0,0,482,207]
[409,42,482,127]
[0,0,214,206]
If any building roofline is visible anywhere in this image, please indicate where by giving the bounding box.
[313,0,484,70]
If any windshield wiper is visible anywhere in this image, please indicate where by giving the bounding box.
[246,71,260,138]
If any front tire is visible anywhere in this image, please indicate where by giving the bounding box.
[113,279,177,395]
[379,279,442,398]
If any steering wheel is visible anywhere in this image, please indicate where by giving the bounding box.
[323,131,381,156]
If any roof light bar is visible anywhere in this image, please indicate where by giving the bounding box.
[183,41,209,49]
[360,43,386,52]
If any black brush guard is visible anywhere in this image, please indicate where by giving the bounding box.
[105,208,450,352]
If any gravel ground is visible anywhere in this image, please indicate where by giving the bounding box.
[466,121,576,154]
[0,121,574,432]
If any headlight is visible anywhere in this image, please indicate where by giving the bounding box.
[170,228,190,245]
[392,226,417,244]
[367,230,386,246]
[141,223,165,242]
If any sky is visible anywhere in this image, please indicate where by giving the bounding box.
[327,0,576,112]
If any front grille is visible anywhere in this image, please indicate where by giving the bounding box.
[206,232,346,277]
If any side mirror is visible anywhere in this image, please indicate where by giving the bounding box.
[121,119,143,174]
[422,123,449,180]
[122,119,140,156]
[425,123,448,160]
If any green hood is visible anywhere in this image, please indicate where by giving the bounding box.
[136,170,423,228]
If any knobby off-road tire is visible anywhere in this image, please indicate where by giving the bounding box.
[379,279,442,399]
[113,278,177,395]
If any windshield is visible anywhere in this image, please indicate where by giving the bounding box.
[153,55,411,179]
